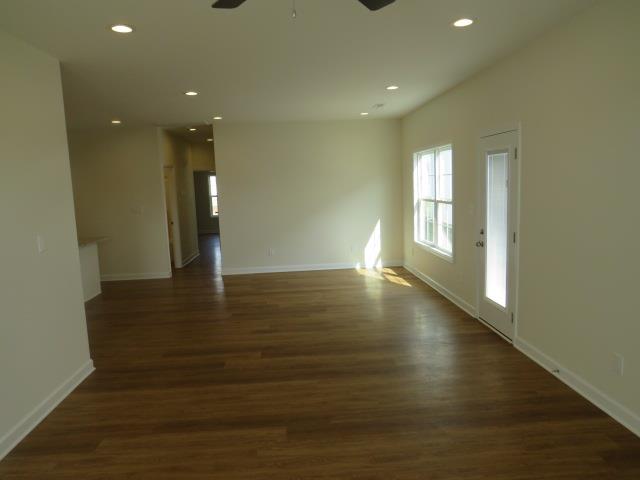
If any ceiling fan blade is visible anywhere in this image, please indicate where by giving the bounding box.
[358,0,396,11]
[212,0,247,9]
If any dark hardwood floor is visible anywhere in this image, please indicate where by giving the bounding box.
[2,234,639,478]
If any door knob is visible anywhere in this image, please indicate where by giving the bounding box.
[476,241,484,247]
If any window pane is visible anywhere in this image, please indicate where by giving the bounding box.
[210,196,219,216]
[419,151,435,199]
[209,175,217,196]
[437,147,452,201]
[436,202,453,253]
[414,146,454,257]
[485,152,508,307]
[419,200,435,244]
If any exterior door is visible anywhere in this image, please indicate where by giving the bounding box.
[477,130,519,340]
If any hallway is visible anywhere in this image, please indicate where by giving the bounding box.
[174,233,223,277]
[1,235,639,478]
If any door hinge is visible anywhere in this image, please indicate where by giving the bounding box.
[513,232,516,244]
[511,312,514,324]
[515,147,518,159]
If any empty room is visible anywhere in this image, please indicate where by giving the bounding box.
[1,0,639,478]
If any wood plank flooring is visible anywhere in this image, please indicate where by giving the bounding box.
[1,234,639,479]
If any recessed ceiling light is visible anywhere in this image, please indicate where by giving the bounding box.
[189,128,197,131]
[207,138,214,142]
[111,119,121,124]
[213,116,223,120]
[386,85,399,91]
[184,91,199,96]
[453,18,474,27]
[110,24,133,34]
[360,112,369,116]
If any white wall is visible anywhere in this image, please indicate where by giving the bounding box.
[161,131,199,265]
[69,127,172,280]
[0,30,92,457]
[402,0,640,431]
[78,243,101,301]
[191,142,215,172]
[215,120,402,273]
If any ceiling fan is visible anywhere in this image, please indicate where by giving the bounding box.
[212,0,395,12]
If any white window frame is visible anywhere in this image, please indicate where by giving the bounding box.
[208,174,218,217]
[413,144,454,262]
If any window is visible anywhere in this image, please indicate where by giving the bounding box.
[414,145,453,258]
[208,174,218,217]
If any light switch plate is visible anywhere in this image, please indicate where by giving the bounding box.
[37,235,46,253]
[613,353,624,376]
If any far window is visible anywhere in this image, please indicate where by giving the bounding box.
[414,145,453,258]
[208,175,218,217]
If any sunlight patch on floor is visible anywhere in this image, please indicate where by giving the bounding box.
[355,266,412,287]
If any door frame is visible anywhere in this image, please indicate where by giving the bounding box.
[163,165,183,268]
[475,125,522,342]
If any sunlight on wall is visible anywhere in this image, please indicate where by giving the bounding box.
[354,219,410,286]
[364,219,382,269]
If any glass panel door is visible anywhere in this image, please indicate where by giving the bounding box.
[477,129,518,341]
[485,151,508,308]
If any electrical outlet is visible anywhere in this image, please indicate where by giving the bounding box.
[613,353,624,376]
[268,248,275,257]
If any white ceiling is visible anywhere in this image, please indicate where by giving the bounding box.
[167,124,214,144]
[0,0,593,129]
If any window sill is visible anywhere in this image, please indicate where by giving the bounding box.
[414,241,454,263]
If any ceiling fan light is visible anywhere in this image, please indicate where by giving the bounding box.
[358,0,396,11]
[211,0,248,9]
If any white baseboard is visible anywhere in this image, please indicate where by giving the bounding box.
[0,359,95,460]
[222,260,403,276]
[84,289,101,302]
[384,261,404,268]
[400,264,640,438]
[178,251,200,268]
[514,337,640,438]
[101,271,172,281]
[403,263,478,318]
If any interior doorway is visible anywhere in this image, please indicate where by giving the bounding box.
[477,129,520,340]
[193,171,220,235]
[161,123,218,270]
[191,134,221,269]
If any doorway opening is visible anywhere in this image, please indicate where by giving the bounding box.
[161,124,220,271]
